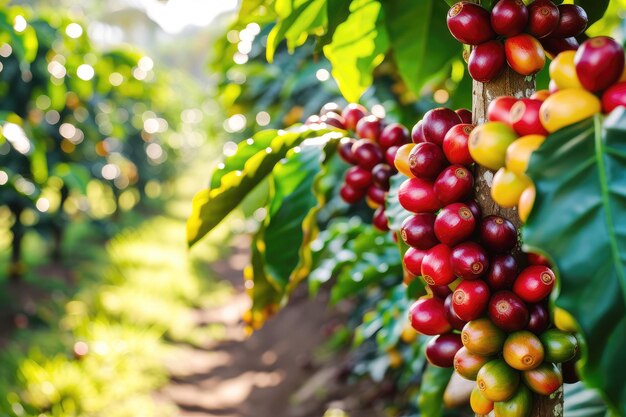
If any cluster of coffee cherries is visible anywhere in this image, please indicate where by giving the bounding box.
[447,0,588,82]
[315,103,410,231]
[468,35,626,221]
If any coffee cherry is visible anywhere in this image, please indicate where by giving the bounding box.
[452,280,491,321]
[486,254,518,290]
[503,330,545,371]
[476,359,520,402]
[394,143,416,177]
[468,121,518,170]
[550,51,583,90]
[411,120,426,143]
[531,89,550,101]
[522,363,563,395]
[409,297,452,335]
[366,185,387,208]
[338,138,357,164]
[426,333,463,367]
[487,96,517,124]
[434,203,476,246]
[491,168,531,208]
[422,244,455,286]
[575,36,625,93]
[468,40,506,83]
[489,291,529,332]
[540,329,579,363]
[540,36,579,59]
[464,199,482,221]
[398,178,441,213]
[527,252,551,266]
[447,2,495,45]
[352,139,384,170]
[513,265,555,303]
[602,82,626,113]
[340,183,365,204]
[434,165,473,205]
[430,284,454,299]
[510,99,549,136]
[409,142,448,179]
[356,115,382,141]
[385,145,400,167]
[462,318,506,355]
[345,166,372,189]
[422,108,462,146]
[455,346,492,380]
[456,108,473,124]
[527,0,559,38]
[320,102,342,116]
[519,187,537,221]
[379,123,409,149]
[470,386,494,415]
[444,293,468,331]
[562,358,581,384]
[539,89,601,133]
[403,247,427,276]
[505,134,546,175]
[493,385,532,417]
[480,215,517,253]
[305,114,321,125]
[450,242,489,280]
[527,302,550,334]
[371,163,393,188]
[341,103,367,130]
[491,0,528,37]
[400,213,438,250]
[505,34,546,75]
[443,124,474,166]
[552,4,588,38]
[372,207,389,231]
[321,113,346,129]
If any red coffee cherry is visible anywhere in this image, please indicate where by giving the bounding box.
[513,265,556,303]
[409,297,452,335]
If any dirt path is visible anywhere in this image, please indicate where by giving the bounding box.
[159,241,384,417]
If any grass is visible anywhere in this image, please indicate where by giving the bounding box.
[0,171,238,416]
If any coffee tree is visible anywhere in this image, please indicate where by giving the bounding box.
[189,1,625,416]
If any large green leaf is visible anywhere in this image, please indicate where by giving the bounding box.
[523,111,626,416]
[564,383,613,417]
[418,365,453,417]
[264,145,324,289]
[318,0,353,48]
[186,126,334,246]
[382,0,459,97]
[267,0,327,61]
[323,0,389,102]
[210,130,280,189]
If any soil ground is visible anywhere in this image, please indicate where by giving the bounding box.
[158,240,385,417]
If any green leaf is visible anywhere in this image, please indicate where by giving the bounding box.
[210,130,280,189]
[564,383,613,417]
[323,0,389,102]
[264,145,324,289]
[187,126,335,246]
[245,227,284,327]
[267,0,327,62]
[575,0,610,27]
[382,0,459,97]
[523,111,626,416]
[417,365,453,417]
[318,0,353,48]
